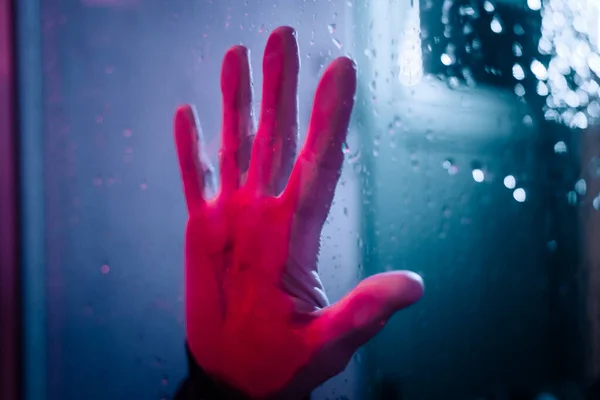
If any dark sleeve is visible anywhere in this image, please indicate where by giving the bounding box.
[174,343,250,400]
[174,343,311,400]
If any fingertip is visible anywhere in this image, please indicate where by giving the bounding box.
[263,25,299,74]
[359,270,424,311]
[271,25,297,40]
[174,104,198,138]
[175,104,194,123]
[264,25,298,53]
[228,44,250,57]
[222,45,250,73]
[221,46,251,102]
[329,56,357,73]
[397,270,425,305]
[325,56,357,96]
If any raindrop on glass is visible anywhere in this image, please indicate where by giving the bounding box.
[364,48,376,59]
[567,191,578,205]
[575,179,587,195]
[490,16,503,33]
[472,169,484,183]
[513,188,526,202]
[504,175,516,189]
[512,64,525,80]
[530,60,548,80]
[593,194,600,210]
[527,0,541,11]
[442,159,459,175]
[513,42,523,57]
[441,53,454,66]
[554,141,568,154]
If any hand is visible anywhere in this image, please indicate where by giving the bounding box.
[174,26,424,399]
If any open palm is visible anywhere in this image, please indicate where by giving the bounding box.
[175,26,424,399]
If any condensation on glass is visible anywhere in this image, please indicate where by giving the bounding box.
[17,0,600,399]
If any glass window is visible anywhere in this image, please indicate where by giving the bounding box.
[15,0,600,399]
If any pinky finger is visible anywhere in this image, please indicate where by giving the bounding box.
[174,104,207,214]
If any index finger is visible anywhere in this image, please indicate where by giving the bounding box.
[283,57,356,223]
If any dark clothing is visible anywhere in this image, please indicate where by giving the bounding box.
[174,343,311,400]
[174,344,252,399]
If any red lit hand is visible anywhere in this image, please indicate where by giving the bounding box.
[174,26,424,399]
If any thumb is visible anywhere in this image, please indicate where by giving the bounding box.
[308,271,424,373]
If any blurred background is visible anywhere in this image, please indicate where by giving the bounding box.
[2,0,600,399]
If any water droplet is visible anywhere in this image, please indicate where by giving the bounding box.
[442,159,459,175]
[570,112,588,129]
[347,150,361,164]
[530,60,548,80]
[554,141,568,154]
[123,129,132,137]
[513,24,525,36]
[472,169,484,183]
[589,102,600,118]
[447,76,460,89]
[527,0,541,11]
[100,264,110,274]
[490,16,503,33]
[575,179,587,195]
[504,175,516,189]
[512,64,525,80]
[441,52,455,66]
[537,81,549,96]
[513,188,527,202]
[342,141,350,154]
[364,48,376,59]
[513,42,523,57]
[593,194,600,210]
[547,240,558,252]
[140,182,148,190]
[567,191,578,205]
[332,38,343,49]
[483,1,495,12]
[514,84,526,97]
[328,23,337,34]
[369,80,376,93]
